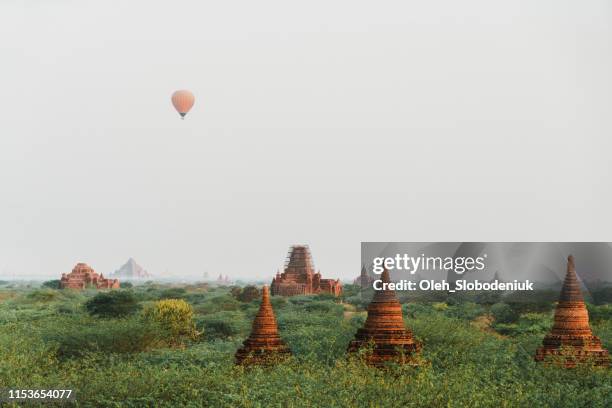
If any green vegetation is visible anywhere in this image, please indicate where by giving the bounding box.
[85,290,141,318]
[42,279,61,289]
[231,285,261,303]
[143,299,199,345]
[0,283,609,407]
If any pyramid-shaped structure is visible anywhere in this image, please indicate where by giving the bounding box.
[112,258,151,280]
[235,286,292,366]
[347,269,420,367]
[535,255,609,367]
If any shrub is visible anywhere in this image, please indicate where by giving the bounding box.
[445,302,485,321]
[120,282,134,289]
[288,295,316,306]
[591,286,612,305]
[26,289,60,302]
[474,290,502,305]
[158,288,187,300]
[491,302,519,324]
[230,286,242,299]
[349,314,366,328]
[143,299,199,345]
[344,295,368,309]
[403,302,436,318]
[303,301,343,316]
[587,303,612,323]
[184,292,208,305]
[197,311,249,339]
[85,291,141,318]
[270,296,288,309]
[44,317,165,358]
[314,293,336,302]
[238,285,260,302]
[504,290,557,313]
[432,302,448,311]
[42,280,61,289]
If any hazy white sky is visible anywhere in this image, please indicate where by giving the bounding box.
[1,1,611,280]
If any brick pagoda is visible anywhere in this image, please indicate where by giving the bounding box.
[354,264,376,288]
[235,285,292,366]
[270,245,342,297]
[60,263,120,290]
[347,269,420,367]
[535,255,609,367]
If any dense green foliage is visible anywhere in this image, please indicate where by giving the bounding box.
[42,279,61,289]
[85,290,141,318]
[0,283,610,407]
[490,302,519,323]
[230,285,262,303]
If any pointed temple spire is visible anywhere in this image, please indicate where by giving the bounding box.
[360,264,369,288]
[347,269,420,367]
[235,286,292,366]
[535,255,609,367]
[270,245,342,296]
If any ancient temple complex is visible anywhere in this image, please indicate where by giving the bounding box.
[270,245,342,296]
[535,255,609,367]
[60,263,120,290]
[347,269,420,367]
[235,286,292,366]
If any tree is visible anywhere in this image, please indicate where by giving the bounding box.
[238,285,260,302]
[158,287,187,299]
[229,286,242,300]
[42,280,61,289]
[490,302,519,324]
[85,290,141,318]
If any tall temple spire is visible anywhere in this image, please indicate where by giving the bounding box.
[347,268,420,367]
[235,286,292,366]
[535,255,609,367]
[270,245,342,296]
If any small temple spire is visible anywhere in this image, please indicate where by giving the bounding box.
[347,268,420,367]
[558,255,583,303]
[235,286,292,366]
[381,268,391,283]
[535,255,609,367]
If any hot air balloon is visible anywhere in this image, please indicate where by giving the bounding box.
[171,90,195,119]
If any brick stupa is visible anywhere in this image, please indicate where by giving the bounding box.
[347,269,420,367]
[235,285,292,366]
[535,255,609,367]
[271,245,342,297]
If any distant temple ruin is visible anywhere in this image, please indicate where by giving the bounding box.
[535,255,609,367]
[354,264,376,288]
[111,258,151,280]
[235,286,292,366]
[347,269,420,367]
[60,263,120,290]
[216,274,231,285]
[270,245,342,297]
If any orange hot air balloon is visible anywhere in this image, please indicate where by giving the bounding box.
[171,90,195,119]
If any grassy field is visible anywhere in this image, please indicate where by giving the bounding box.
[0,281,610,407]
